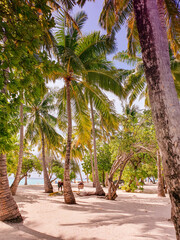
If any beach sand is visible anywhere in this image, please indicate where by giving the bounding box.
[0,183,176,240]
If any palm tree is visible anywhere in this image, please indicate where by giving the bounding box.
[76,2,180,235]
[54,9,124,201]
[10,100,24,195]
[0,154,23,222]
[25,92,61,193]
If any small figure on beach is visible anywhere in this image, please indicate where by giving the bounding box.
[78,182,84,191]
[58,180,63,192]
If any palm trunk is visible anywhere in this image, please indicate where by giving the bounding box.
[157,151,165,197]
[24,175,27,185]
[87,174,89,183]
[105,172,108,187]
[64,80,76,204]
[79,167,83,183]
[102,170,105,187]
[134,0,180,237]
[89,148,96,187]
[0,154,23,222]
[90,99,105,196]
[11,102,24,195]
[41,132,53,193]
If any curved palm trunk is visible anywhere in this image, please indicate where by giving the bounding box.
[41,133,53,193]
[24,175,27,185]
[134,0,180,237]
[0,154,23,222]
[64,80,76,204]
[89,148,96,187]
[11,103,24,195]
[90,99,105,196]
[157,151,165,197]
[79,167,83,183]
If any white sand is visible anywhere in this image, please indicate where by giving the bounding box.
[0,183,176,240]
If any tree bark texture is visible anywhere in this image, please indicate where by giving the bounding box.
[134,0,180,237]
[105,172,109,187]
[64,80,76,204]
[106,153,131,200]
[89,148,96,187]
[41,133,53,193]
[0,154,23,222]
[11,103,24,195]
[157,151,165,197]
[90,99,105,196]
[24,175,27,185]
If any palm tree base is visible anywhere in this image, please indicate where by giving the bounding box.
[95,190,105,196]
[44,189,53,193]
[64,189,76,204]
[3,215,23,223]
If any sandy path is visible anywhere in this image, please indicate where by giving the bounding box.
[0,184,176,240]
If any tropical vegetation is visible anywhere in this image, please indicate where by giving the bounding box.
[0,0,179,239]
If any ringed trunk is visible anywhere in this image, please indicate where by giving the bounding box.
[0,154,23,222]
[64,79,76,204]
[89,148,96,187]
[90,99,105,196]
[24,175,27,185]
[134,0,180,237]
[41,133,53,193]
[11,102,24,195]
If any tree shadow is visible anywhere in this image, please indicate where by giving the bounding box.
[3,222,64,240]
[59,194,175,239]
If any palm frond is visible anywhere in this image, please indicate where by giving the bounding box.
[113,51,142,66]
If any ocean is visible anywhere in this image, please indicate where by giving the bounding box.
[8,178,84,186]
[8,178,44,186]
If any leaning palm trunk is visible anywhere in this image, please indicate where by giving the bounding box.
[11,103,24,195]
[134,0,180,237]
[89,148,96,187]
[0,154,23,222]
[41,133,53,193]
[157,151,165,197]
[90,99,105,196]
[106,153,132,200]
[64,79,76,204]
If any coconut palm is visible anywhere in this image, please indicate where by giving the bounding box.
[10,100,24,195]
[0,154,23,222]
[25,92,62,193]
[54,10,125,201]
[76,1,180,236]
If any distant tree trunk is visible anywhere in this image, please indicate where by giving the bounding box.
[89,148,96,187]
[64,79,76,204]
[41,132,53,193]
[0,154,23,222]
[79,167,83,183]
[87,174,88,183]
[90,99,105,196]
[134,0,180,237]
[157,151,165,197]
[105,172,108,187]
[24,175,27,185]
[102,170,105,187]
[11,102,24,195]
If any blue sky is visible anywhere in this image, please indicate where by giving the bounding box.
[71,0,131,69]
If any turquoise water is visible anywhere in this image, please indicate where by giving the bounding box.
[8,178,44,186]
[8,178,87,186]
